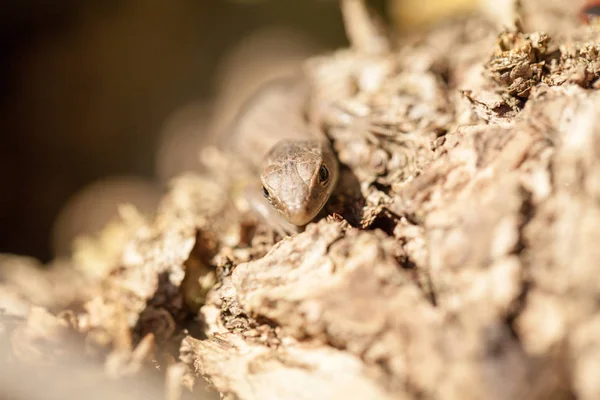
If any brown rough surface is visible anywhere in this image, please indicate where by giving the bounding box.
[4,1,600,399]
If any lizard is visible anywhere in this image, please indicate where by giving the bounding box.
[213,0,390,235]
[221,76,339,235]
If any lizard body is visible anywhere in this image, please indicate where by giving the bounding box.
[223,77,338,233]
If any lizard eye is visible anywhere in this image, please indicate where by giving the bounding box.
[318,165,329,185]
[262,186,270,199]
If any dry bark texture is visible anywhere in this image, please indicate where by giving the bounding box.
[3,0,600,399]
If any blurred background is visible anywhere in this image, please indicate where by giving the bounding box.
[0,0,356,261]
[1,0,496,262]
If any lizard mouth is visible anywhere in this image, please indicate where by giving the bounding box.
[285,204,321,226]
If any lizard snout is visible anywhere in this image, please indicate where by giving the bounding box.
[285,202,319,226]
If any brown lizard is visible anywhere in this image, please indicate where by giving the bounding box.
[222,77,339,235]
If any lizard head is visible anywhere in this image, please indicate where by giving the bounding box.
[260,139,338,226]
